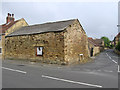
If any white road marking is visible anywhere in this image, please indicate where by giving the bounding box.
[112,60,117,64]
[106,53,109,56]
[2,67,27,74]
[42,75,102,88]
[97,70,101,72]
[104,70,113,73]
[118,65,120,73]
[109,56,112,59]
[96,69,113,73]
[106,53,118,64]
[106,53,120,73]
[58,67,62,69]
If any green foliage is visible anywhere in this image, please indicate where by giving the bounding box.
[109,44,114,49]
[115,41,120,51]
[101,36,110,47]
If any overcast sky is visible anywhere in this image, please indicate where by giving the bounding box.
[1,2,118,40]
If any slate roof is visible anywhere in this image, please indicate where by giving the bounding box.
[94,39,103,46]
[88,37,98,46]
[6,19,76,37]
[88,37,103,47]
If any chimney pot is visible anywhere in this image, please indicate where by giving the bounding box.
[8,13,10,16]
[6,13,15,24]
[12,14,14,17]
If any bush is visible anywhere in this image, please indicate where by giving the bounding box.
[115,41,120,51]
[109,44,114,49]
[101,36,110,47]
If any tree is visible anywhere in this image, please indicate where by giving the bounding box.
[101,36,110,47]
[115,41,120,51]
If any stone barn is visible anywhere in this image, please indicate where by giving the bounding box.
[88,37,100,57]
[88,37,104,57]
[5,19,89,65]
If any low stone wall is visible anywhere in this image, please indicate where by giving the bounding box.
[93,46,100,56]
[114,49,120,55]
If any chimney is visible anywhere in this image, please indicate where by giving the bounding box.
[6,13,10,23]
[12,14,14,17]
[6,13,15,24]
[10,14,15,22]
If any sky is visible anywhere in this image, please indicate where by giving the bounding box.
[1,1,118,40]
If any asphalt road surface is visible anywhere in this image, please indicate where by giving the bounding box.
[2,49,119,88]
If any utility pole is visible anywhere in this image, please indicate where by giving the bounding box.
[118,1,120,32]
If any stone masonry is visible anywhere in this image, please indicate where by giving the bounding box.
[5,19,89,65]
[2,18,28,59]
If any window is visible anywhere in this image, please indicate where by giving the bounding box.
[36,47,43,56]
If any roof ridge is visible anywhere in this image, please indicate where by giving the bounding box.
[29,19,77,27]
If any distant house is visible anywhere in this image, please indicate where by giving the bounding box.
[110,41,114,45]
[114,32,120,46]
[88,37,104,57]
[5,19,90,65]
[94,39,104,51]
[0,13,28,59]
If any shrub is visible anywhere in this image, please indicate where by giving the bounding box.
[109,44,114,49]
[115,41,120,51]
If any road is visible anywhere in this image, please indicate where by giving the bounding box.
[2,49,119,88]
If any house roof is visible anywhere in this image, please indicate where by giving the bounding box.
[6,19,76,37]
[94,39,103,46]
[114,32,120,41]
[116,32,120,38]
[88,37,98,46]
[0,19,20,34]
[88,37,103,47]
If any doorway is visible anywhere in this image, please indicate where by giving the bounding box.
[90,48,93,57]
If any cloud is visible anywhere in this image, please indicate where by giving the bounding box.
[1,2,118,40]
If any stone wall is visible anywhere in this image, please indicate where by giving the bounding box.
[2,18,28,60]
[64,19,89,64]
[93,46,100,56]
[5,32,64,64]
[4,19,90,65]
[88,41,100,56]
[2,35,5,59]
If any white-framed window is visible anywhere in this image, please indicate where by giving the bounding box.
[36,47,43,56]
